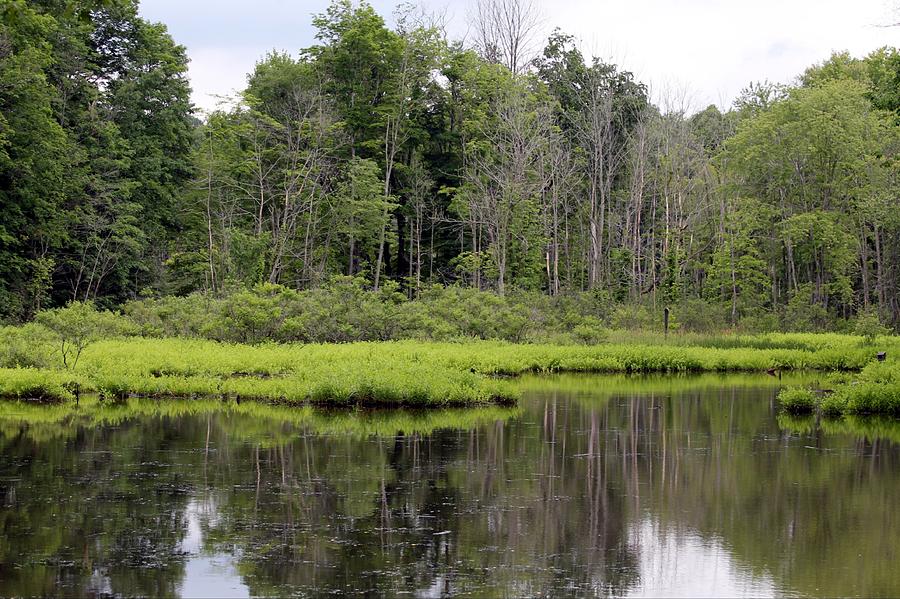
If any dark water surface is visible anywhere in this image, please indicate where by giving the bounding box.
[2,373,900,598]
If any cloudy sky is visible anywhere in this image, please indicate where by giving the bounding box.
[138,0,899,113]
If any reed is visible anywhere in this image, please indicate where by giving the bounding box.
[777,358,900,417]
[1,334,894,408]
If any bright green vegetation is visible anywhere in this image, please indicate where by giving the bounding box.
[779,359,900,417]
[0,339,518,406]
[1,331,894,407]
[0,368,86,402]
[2,1,899,337]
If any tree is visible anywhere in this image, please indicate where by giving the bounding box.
[0,1,194,318]
[335,158,394,278]
[0,2,70,319]
[36,301,132,369]
[461,83,550,294]
[470,0,542,75]
[725,79,894,318]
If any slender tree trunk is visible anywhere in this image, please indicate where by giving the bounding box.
[861,224,871,310]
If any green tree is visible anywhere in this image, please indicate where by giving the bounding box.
[36,301,132,369]
[0,2,70,319]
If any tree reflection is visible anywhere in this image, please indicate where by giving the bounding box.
[1,376,899,597]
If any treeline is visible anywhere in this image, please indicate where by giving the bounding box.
[2,0,899,330]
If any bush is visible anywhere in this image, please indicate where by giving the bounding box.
[778,387,819,414]
[35,302,135,369]
[0,323,57,368]
[120,284,899,348]
[784,284,831,332]
[609,303,659,331]
[571,317,608,345]
[676,298,730,333]
[854,309,892,345]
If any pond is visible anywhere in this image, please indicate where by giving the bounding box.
[1,373,899,597]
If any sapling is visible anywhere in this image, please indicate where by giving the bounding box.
[36,302,134,369]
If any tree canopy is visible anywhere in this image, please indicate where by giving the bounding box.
[2,0,899,331]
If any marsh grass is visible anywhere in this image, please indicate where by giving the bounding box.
[778,358,900,417]
[0,368,87,402]
[1,333,896,409]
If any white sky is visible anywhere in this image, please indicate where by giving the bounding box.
[138,0,900,114]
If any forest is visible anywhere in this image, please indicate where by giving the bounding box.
[1,0,898,333]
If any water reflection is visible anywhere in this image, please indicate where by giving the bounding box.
[1,374,899,597]
[624,518,778,598]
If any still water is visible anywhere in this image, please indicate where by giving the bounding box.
[1,373,899,597]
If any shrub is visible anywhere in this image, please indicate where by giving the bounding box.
[676,298,730,334]
[784,284,831,332]
[778,388,819,414]
[571,317,608,345]
[854,309,892,345]
[0,323,57,368]
[35,302,135,369]
[609,303,659,331]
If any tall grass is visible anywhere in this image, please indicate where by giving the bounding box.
[0,368,87,402]
[1,333,894,408]
[778,358,900,417]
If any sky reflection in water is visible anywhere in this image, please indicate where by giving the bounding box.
[0,373,896,597]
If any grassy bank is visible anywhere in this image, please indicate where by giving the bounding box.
[0,334,895,407]
[779,359,900,417]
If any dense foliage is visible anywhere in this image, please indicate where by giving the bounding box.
[2,313,896,407]
[0,0,192,318]
[2,0,899,332]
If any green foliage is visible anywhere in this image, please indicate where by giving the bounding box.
[674,298,730,333]
[0,0,193,319]
[0,323,56,368]
[778,387,819,415]
[0,368,86,402]
[779,354,900,417]
[35,302,134,369]
[5,327,897,408]
[2,1,900,334]
[784,284,831,332]
[854,309,891,345]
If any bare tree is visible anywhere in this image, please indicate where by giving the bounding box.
[539,133,579,295]
[405,151,434,297]
[469,0,542,75]
[571,70,624,288]
[465,87,550,294]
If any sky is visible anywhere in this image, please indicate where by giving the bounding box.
[138,0,900,114]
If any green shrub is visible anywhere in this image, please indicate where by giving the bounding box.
[36,302,135,369]
[854,309,892,345]
[676,298,730,333]
[0,368,89,401]
[0,323,57,368]
[784,284,831,332]
[778,387,819,414]
[609,303,659,331]
[571,317,608,345]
